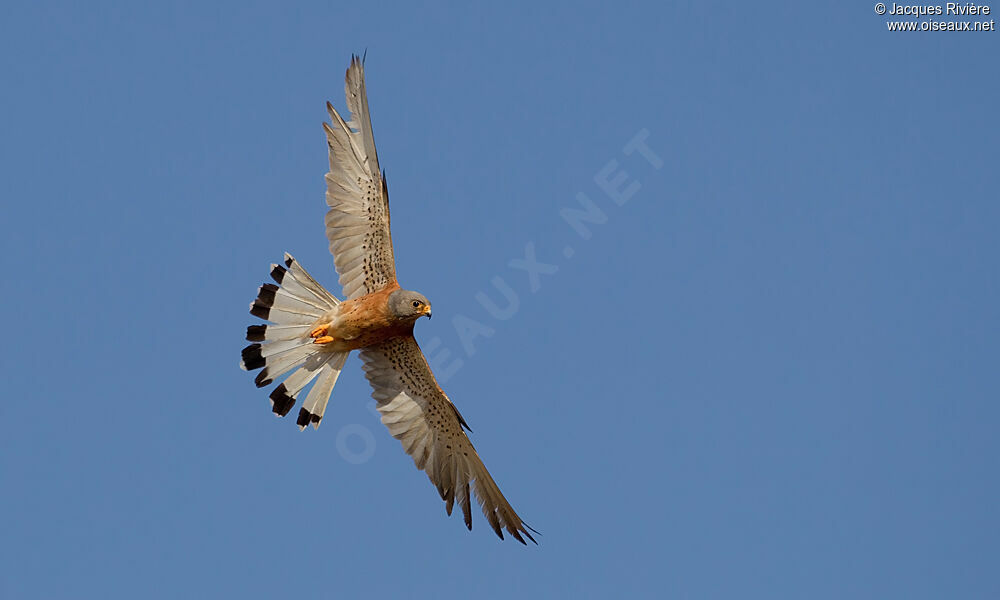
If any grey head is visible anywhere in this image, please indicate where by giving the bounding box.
[388,289,432,321]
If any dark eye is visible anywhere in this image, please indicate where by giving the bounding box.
[412,301,420,308]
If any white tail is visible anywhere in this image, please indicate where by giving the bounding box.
[240,253,348,429]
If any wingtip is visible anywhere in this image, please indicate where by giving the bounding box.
[522,527,539,545]
[324,101,338,123]
[507,522,537,545]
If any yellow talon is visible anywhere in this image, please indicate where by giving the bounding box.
[313,336,335,345]
[309,324,329,338]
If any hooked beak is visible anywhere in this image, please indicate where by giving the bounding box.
[420,305,432,319]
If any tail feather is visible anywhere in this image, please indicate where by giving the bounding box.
[271,262,338,308]
[250,343,319,388]
[283,253,340,306]
[246,323,312,342]
[242,338,301,364]
[269,353,335,416]
[250,283,326,324]
[297,353,349,430]
[242,254,349,425]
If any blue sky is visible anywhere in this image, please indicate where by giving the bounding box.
[2,1,998,598]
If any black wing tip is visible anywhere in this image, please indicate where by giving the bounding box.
[246,325,266,342]
[516,522,540,545]
[502,526,535,546]
[241,343,265,371]
[462,486,472,530]
[519,526,539,545]
[269,384,295,416]
[483,513,539,545]
[284,255,295,268]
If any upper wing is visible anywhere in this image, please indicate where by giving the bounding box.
[360,336,537,544]
[323,55,396,299]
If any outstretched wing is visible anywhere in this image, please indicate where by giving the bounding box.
[360,336,537,544]
[323,55,396,299]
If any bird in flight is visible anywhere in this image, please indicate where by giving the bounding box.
[240,55,536,544]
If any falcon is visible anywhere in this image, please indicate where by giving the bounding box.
[240,55,536,544]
